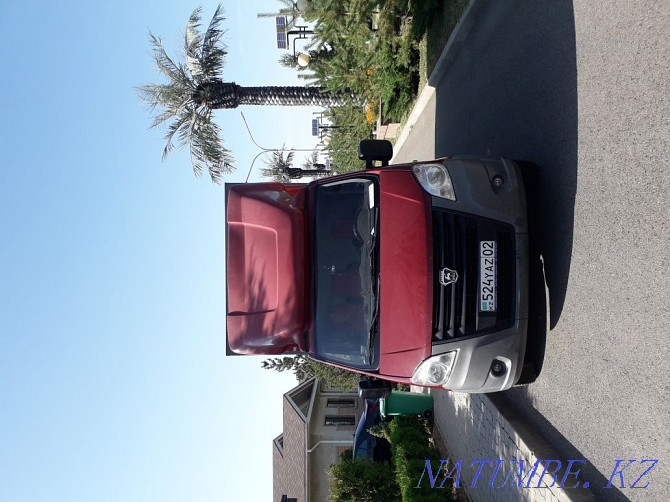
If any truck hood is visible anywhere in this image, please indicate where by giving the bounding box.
[377,170,433,378]
[226,183,308,354]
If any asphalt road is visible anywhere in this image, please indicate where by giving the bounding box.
[394,1,669,500]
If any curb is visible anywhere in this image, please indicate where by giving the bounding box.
[392,0,486,161]
[485,393,596,501]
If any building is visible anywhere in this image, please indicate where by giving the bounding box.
[272,377,365,502]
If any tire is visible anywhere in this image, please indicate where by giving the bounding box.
[515,359,538,386]
[513,160,546,388]
[423,409,434,420]
[514,160,539,191]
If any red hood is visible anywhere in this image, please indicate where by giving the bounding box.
[377,170,433,377]
[226,183,308,354]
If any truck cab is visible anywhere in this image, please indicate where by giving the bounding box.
[226,140,531,393]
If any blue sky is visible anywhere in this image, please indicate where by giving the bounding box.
[0,1,326,500]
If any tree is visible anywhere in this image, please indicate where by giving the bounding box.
[328,450,400,502]
[261,149,295,183]
[140,4,351,183]
[262,354,360,391]
[309,360,360,391]
[261,356,314,381]
[261,148,331,182]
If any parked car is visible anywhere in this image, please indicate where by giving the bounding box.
[226,140,535,392]
[352,398,387,461]
[353,386,434,460]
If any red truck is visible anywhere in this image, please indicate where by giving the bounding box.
[226,140,534,393]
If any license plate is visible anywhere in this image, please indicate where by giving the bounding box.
[480,241,496,312]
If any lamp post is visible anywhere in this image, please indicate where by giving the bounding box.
[288,26,313,67]
[312,113,353,143]
[276,18,313,67]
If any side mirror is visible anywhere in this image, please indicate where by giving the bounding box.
[359,139,393,169]
[358,377,392,400]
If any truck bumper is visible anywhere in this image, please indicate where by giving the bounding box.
[426,157,529,393]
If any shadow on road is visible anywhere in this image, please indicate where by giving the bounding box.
[499,388,633,502]
[431,0,578,330]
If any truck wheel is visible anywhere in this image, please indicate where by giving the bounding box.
[358,378,392,400]
[514,160,538,192]
[515,359,538,386]
[423,409,434,420]
[513,159,546,388]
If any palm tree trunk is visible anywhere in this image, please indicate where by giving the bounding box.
[198,80,354,109]
[286,167,331,178]
[237,86,351,107]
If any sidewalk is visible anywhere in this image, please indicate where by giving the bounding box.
[405,2,595,501]
[432,391,595,502]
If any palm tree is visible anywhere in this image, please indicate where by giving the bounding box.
[139,4,351,183]
[300,150,332,177]
[261,149,295,183]
[261,148,331,182]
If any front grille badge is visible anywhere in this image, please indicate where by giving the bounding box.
[439,267,459,287]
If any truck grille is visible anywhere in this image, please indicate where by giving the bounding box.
[432,209,515,341]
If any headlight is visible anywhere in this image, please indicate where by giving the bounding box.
[411,351,457,386]
[412,164,456,200]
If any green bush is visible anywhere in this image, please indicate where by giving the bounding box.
[390,419,429,447]
[389,416,452,501]
[324,105,374,173]
[395,449,448,502]
[327,417,451,501]
[328,450,400,502]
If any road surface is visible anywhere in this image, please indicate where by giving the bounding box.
[394,1,669,500]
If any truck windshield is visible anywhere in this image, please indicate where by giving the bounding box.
[312,177,380,370]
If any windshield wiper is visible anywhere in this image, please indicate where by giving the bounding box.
[368,305,379,365]
[367,206,379,365]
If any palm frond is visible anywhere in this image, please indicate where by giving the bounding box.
[199,4,227,78]
[148,33,193,88]
[149,102,182,129]
[302,150,319,169]
[261,147,297,182]
[188,108,234,183]
[162,110,193,160]
[137,81,191,129]
[185,7,204,53]
[263,148,294,169]
[185,7,204,78]
[137,83,165,108]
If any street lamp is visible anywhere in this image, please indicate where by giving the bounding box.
[296,52,310,67]
[288,26,313,66]
[312,113,353,143]
[276,18,313,67]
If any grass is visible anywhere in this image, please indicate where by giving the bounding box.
[396,0,471,138]
[419,0,471,91]
[323,0,471,170]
